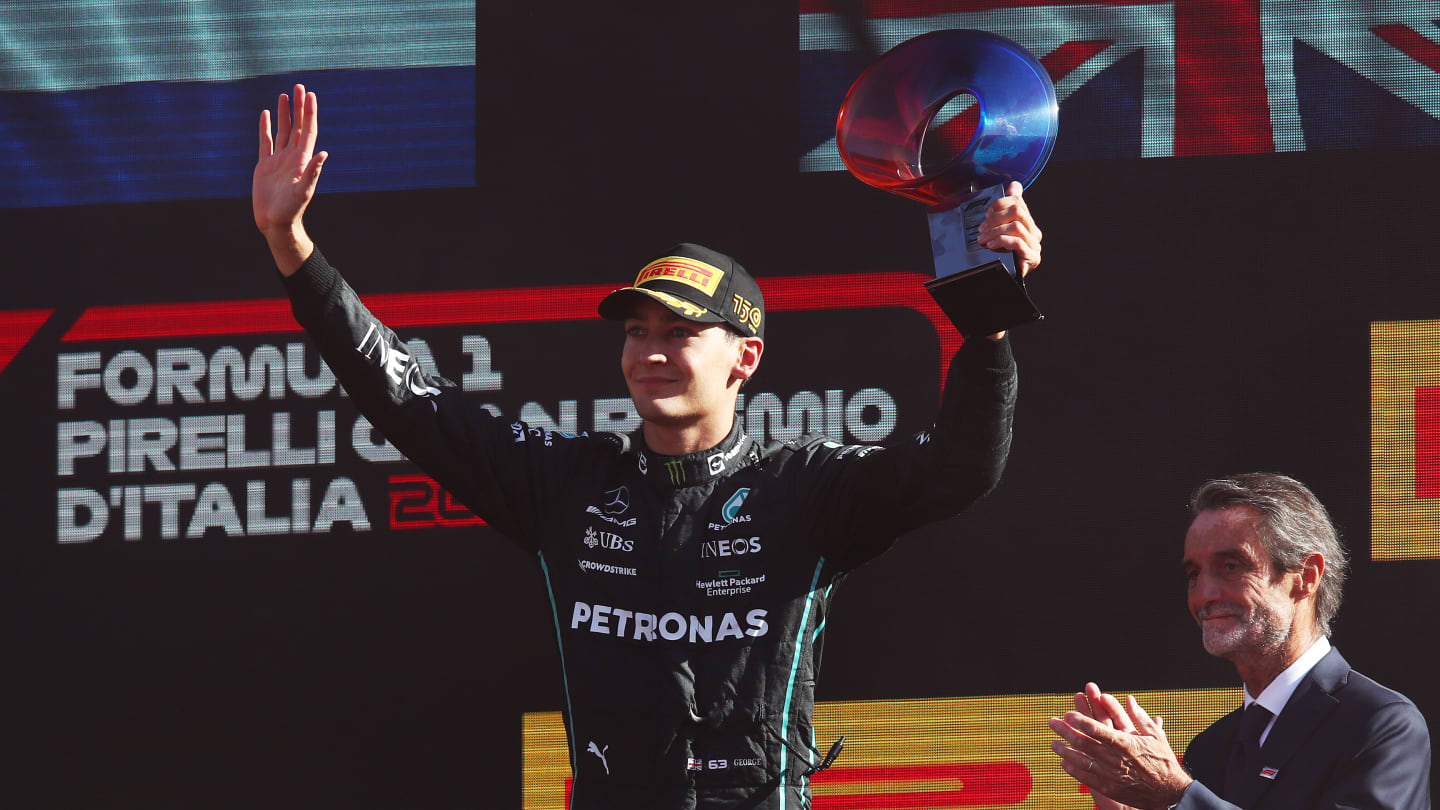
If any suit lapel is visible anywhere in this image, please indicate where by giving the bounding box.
[1188,707,1244,787]
[1239,648,1349,807]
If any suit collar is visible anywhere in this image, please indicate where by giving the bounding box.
[630,421,760,488]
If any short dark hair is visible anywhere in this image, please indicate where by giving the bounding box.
[1189,473,1349,636]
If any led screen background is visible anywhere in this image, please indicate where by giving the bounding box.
[799,0,1440,168]
[3,1,1439,807]
[0,0,475,207]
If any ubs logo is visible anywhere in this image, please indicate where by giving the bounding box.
[584,526,634,552]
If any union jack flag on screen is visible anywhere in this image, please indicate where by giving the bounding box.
[799,0,1440,170]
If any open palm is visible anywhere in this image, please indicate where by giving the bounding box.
[252,83,326,235]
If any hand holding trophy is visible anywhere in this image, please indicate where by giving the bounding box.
[836,29,1058,337]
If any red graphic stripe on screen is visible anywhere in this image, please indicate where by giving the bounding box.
[62,273,966,384]
[61,298,298,341]
[811,762,1031,808]
[1414,387,1440,498]
[763,274,964,383]
[0,309,54,376]
[565,763,1028,810]
[1174,0,1273,155]
[1371,24,1440,72]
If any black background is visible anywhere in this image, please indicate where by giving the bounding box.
[4,1,1439,807]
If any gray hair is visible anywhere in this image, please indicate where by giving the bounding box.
[1189,472,1350,636]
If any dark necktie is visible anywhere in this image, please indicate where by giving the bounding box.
[1223,703,1274,801]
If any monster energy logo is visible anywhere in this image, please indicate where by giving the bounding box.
[665,459,685,485]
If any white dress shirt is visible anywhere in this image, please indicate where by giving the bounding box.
[1242,635,1332,746]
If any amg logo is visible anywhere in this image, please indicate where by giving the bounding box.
[586,506,637,527]
[701,536,762,558]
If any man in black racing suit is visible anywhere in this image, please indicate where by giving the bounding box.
[253,85,1041,810]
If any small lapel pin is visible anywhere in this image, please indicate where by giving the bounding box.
[1259,767,1279,780]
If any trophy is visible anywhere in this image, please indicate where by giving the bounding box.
[836,29,1058,337]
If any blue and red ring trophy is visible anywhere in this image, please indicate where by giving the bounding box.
[836,29,1058,337]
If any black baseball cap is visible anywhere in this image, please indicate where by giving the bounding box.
[598,243,765,340]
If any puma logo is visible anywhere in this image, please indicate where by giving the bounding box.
[587,741,610,775]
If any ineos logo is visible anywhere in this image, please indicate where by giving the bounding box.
[701,537,762,558]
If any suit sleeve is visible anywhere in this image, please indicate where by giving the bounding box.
[1314,698,1432,810]
[796,334,1016,568]
[1171,780,1238,810]
[281,248,585,548]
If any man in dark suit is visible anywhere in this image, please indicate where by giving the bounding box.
[1048,473,1431,809]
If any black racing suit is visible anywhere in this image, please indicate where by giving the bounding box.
[283,249,1018,810]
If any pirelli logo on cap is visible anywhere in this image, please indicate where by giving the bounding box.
[635,257,725,297]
